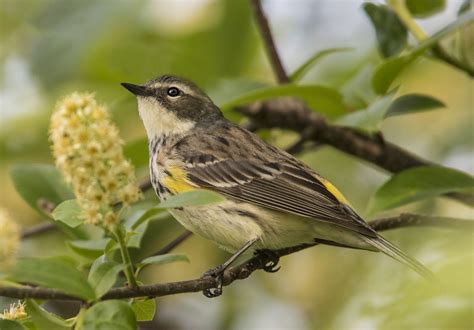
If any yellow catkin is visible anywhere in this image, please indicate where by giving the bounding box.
[0,301,27,320]
[0,209,20,272]
[49,93,141,227]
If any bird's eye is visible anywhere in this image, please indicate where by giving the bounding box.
[167,87,180,97]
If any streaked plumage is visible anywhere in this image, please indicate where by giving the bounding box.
[122,75,432,280]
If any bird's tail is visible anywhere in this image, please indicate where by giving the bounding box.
[361,234,433,280]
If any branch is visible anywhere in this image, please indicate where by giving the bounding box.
[150,230,193,256]
[239,98,428,172]
[250,0,289,83]
[2,213,471,301]
[246,0,473,206]
[238,98,474,206]
[367,213,474,231]
[20,223,56,239]
[388,0,474,77]
[20,178,156,240]
[241,101,471,207]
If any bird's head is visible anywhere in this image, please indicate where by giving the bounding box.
[121,75,222,139]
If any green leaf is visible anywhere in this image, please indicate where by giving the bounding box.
[0,319,25,330]
[123,137,148,169]
[340,64,377,109]
[290,48,353,82]
[363,3,407,57]
[82,300,137,330]
[413,12,474,52]
[372,55,416,94]
[336,93,441,132]
[336,93,395,132]
[51,199,82,228]
[130,298,156,322]
[157,190,224,209]
[9,164,88,239]
[68,239,111,259]
[368,166,474,214]
[8,258,96,300]
[209,79,270,107]
[25,300,71,330]
[372,12,474,94]
[138,254,189,268]
[127,222,150,249]
[386,94,445,117]
[135,253,189,277]
[221,84,347,119]
[128,208,171,231]
[406,0,445,18]
[88,257,124,298]
[10,164,73,216]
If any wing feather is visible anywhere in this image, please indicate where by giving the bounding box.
[174,126,376,237]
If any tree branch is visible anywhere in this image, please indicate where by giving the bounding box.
[388,0,474,77]
[250,0,289,83]
[239,98,429,172]
[2,213,471,302]
[20,178,156,240]
[248,1,425,171]
[20,223,56,239]
[237,98,474,206]
[247,1,473,206]
[150,230,193,257]
[367,213,474,231]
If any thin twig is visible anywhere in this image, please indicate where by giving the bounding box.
[21,178,156,240]
[246,1,473,206]
[284,126,317,154]
[431,45,474,77]
[238,99,429,173]
[250,0,290,83]
[151,230,193,256]
[2,213,471,301]
[388,0,474,76]
[368,213,474,231]
[20,223,57,239]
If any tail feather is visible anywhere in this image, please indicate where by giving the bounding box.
[361,234,433,280]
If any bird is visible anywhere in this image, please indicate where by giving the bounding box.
[121,75,432,297]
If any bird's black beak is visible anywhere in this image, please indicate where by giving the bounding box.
[121,82,148,96]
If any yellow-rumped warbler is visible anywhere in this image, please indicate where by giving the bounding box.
[122,75,431,297]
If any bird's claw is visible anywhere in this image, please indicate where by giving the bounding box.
[257,250,281,273]
[201,265,225,298]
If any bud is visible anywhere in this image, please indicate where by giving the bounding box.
[49,93,141,227]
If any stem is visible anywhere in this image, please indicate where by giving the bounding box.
[250,0,289,83]
[388,0,427,41]
[388,0,474,76]
[1,213,471,301]
[113,228,138,289]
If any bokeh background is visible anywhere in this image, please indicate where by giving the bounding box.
[1,0,472,329]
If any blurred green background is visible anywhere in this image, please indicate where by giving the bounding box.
[1,0,472,329]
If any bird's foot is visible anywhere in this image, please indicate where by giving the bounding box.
[256,249,281,273]
[201,265,225,298]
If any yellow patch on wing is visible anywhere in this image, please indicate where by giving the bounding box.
[318,176,352,207]
[162,165,197,194]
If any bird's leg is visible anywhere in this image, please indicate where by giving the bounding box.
[255,249,281,273]
[202,238,259,298]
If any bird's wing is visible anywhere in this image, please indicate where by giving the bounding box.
[173,124,377,237]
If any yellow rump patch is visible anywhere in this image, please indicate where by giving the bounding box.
[318,176,352,207]
[162,165,197,194]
